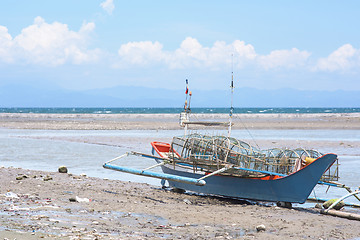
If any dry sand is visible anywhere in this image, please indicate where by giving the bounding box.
[1,113,360,239]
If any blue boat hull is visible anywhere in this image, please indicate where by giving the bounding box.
[158,154,337,203]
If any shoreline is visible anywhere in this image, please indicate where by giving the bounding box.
[1,166,360,239]
[1,112,360,130]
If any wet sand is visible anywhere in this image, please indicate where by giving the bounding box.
[2,167,360,240]
[1,113,360,239]
[1,112,360,130]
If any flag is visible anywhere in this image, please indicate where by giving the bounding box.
[185,79,189,94]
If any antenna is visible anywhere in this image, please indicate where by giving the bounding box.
[228,54,234,137]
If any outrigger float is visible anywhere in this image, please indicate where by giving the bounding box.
[104,78,359,207]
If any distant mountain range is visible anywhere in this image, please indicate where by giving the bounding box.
[0,84,359,107]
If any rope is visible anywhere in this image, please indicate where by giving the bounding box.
[233,114,261,150]
[312,188,320,205]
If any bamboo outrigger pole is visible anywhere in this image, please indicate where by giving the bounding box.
[103,152,206,186]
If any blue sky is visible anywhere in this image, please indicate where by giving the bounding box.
[0,0,360,94]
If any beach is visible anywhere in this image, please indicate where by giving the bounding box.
[1,112,360,130]
[1,113,360,239]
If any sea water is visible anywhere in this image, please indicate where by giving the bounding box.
[0,128,359,205]
[1,107,360,114]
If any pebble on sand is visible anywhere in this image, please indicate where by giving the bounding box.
[58,166,68,173]
[256,224,266,232]
[43,175,53,181]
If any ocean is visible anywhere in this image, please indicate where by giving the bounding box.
[1,107,360,114]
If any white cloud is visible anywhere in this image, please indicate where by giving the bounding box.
[3,16,360,77]
[258,48,311,70]
[116,37,257,70]
[0,26,14,62]
[100,0,115,15]
[118,41,164,66]
[0,17,100,66]
[116,38,314,71]
[169,37,208,68]
[315,44,360,72]
[115,38,359,74]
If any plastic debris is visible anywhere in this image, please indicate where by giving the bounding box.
[7,205,30,211]
[5,192,19,199]
[69,196,90,203]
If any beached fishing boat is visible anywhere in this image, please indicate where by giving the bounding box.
[103,78,344,204]
[150,140,337,203]
[104,117,338,204]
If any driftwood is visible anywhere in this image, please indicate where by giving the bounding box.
[320,209,360,221]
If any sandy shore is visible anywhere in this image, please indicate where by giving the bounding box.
[1,167,360,240]
[2,112,360,155]
[1,112,360,130]
[1,113,360,239]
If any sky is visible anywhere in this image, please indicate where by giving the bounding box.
[0,0,360,94]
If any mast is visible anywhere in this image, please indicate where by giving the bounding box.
[180,77,231,137]
[180,79,190,136]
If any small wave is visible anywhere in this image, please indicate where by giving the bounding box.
[1,107,360,114]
